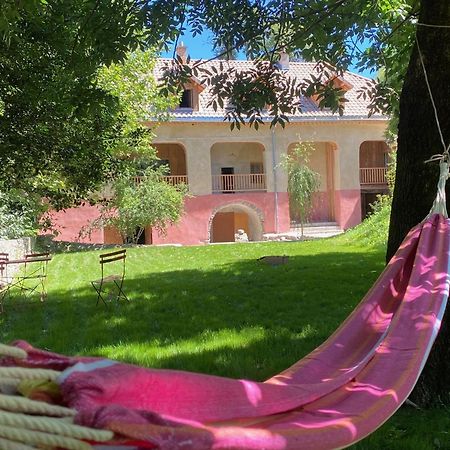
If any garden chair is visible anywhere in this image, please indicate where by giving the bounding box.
[91,249,128,306]
[0,254,9,313]
[0,252,52,310]
[0,253,9,281]
[17,252,52,301]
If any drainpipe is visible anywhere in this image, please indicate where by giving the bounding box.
[271,127,279,233]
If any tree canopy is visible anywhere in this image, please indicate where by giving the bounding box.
[0,0,159,209]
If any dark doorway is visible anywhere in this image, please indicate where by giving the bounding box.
[125,227,146,244]
[361,192,379,219]
[221,167,235,193]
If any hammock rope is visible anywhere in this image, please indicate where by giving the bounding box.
[0,367,61,381]
[429,161,449,217]
[0,437,37,450]
[415,32,450,156]
[0,410,113,442]
[0,393,76,417]
[0,343,114,449]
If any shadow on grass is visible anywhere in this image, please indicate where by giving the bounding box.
[0,249,384,380]
[1,243,448,449]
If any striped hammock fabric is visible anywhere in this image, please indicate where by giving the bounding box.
[2,212,449,450]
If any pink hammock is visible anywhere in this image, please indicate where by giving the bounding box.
[3,211,449,450]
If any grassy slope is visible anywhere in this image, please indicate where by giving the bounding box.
[0,229,448,449]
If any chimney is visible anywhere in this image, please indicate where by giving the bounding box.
[176,42,188,63]
[279,49,289,70]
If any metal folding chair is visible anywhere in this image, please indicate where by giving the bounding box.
[0,254,9,313]
[17,252,52,301]
[91,249,129,306]
[0,252,51,311]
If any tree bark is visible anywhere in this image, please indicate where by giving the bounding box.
[387,0,450,406]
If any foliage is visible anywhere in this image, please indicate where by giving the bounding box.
[84,50,184,244]
[0,188,44,239]
[342,195,391,248]
[0,0,42,42]
[84,166,187,244]
[342,149,396,248]
[0,0,160,210]
[280,143,321,236]
[97,49,177,161]
[156,0,418,127]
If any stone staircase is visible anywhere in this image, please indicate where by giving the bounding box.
[263,222,343,241]
[299,222,343,239]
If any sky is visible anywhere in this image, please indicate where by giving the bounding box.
[161,31,376,79]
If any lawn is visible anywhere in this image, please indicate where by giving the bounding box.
[0,235,448,449]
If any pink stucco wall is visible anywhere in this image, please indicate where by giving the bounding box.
[152,192,290,245]
[48,206,103,244]
[48,189,361,245]
[334,189,361,229]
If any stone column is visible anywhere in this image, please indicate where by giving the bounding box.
[184,140,213,195]
[334,138,362,229]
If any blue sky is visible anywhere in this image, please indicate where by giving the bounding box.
[161,31,376,79]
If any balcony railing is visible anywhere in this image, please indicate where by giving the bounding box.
[360,167,388,185]
[212,173,266,193]
[133,175,188,186]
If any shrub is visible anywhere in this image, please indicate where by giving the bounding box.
[0,190,42,239]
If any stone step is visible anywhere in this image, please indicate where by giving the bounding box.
[263,223,343,241]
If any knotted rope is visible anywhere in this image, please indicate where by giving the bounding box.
[0,343,115,449]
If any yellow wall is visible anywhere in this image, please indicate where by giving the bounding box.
[149,120,389,195]
[210,142,265,175]
[154,143,187,175]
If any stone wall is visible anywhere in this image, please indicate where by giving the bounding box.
[0,237,34,278]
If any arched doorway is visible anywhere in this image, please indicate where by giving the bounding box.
[209,202,264,243]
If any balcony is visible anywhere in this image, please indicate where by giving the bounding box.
[212,173,266,193]
[360,167,387,185]
[133,175,188,186]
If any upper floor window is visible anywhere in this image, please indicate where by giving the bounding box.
[179,89,194,109]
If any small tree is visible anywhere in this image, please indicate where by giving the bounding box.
[85,166,187,244]
[280,143,321,237]
[80,50,186,244]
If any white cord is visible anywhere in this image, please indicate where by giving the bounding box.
[429,160,449,218]
[415,34,448,155]
[416,22,450,28]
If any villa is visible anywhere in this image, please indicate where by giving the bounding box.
[51,48,390,245]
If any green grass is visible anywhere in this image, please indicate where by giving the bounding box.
[0,235,448,449]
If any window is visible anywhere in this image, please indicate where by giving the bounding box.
[179,89,193,108]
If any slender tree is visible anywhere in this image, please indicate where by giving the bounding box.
[280,143,321,237]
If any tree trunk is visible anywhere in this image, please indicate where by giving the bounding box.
[386,0,450,406]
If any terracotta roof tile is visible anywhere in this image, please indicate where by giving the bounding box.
[154,59,386,122]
